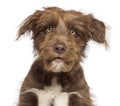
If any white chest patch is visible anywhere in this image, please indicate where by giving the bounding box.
[22,78,69,106]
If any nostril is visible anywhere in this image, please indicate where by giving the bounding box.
[54,44,66,54]
[56,47,59,51]
[61,48,65,51]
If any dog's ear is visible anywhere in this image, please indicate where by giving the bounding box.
[16,10,43,40]
[87,14,108,47]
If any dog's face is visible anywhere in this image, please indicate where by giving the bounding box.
[17,7,107,73]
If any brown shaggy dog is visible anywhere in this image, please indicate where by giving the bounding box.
[17,7,107,106]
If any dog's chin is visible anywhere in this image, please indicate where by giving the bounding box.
[43,57,75,73]
[50,59,64,73]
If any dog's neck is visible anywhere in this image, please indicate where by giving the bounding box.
[30,58,84,88]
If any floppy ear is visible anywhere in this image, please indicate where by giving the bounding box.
[16,10,42,40]
[87,14,108,47]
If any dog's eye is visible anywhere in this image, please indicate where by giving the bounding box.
[70,29,76,35]
[46,26,53,33]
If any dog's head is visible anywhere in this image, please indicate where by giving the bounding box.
[17,7,107,73]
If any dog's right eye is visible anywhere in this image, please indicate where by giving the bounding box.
[46,26,53,33]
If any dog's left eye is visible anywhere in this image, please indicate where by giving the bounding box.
[70,29,76,35]
[46,26,53,33]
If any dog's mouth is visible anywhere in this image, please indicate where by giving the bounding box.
[53,56,64,63]
[44,54,77,72]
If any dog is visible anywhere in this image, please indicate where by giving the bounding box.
[17,7,107,106]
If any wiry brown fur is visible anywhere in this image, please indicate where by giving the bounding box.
[17,7,107,106]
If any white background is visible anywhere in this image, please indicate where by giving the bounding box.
[0,0,120,106]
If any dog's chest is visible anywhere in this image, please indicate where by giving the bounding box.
[44,78,62,99]
[28,78,69,106]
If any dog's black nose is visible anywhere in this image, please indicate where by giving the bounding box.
[54,44,66,54]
